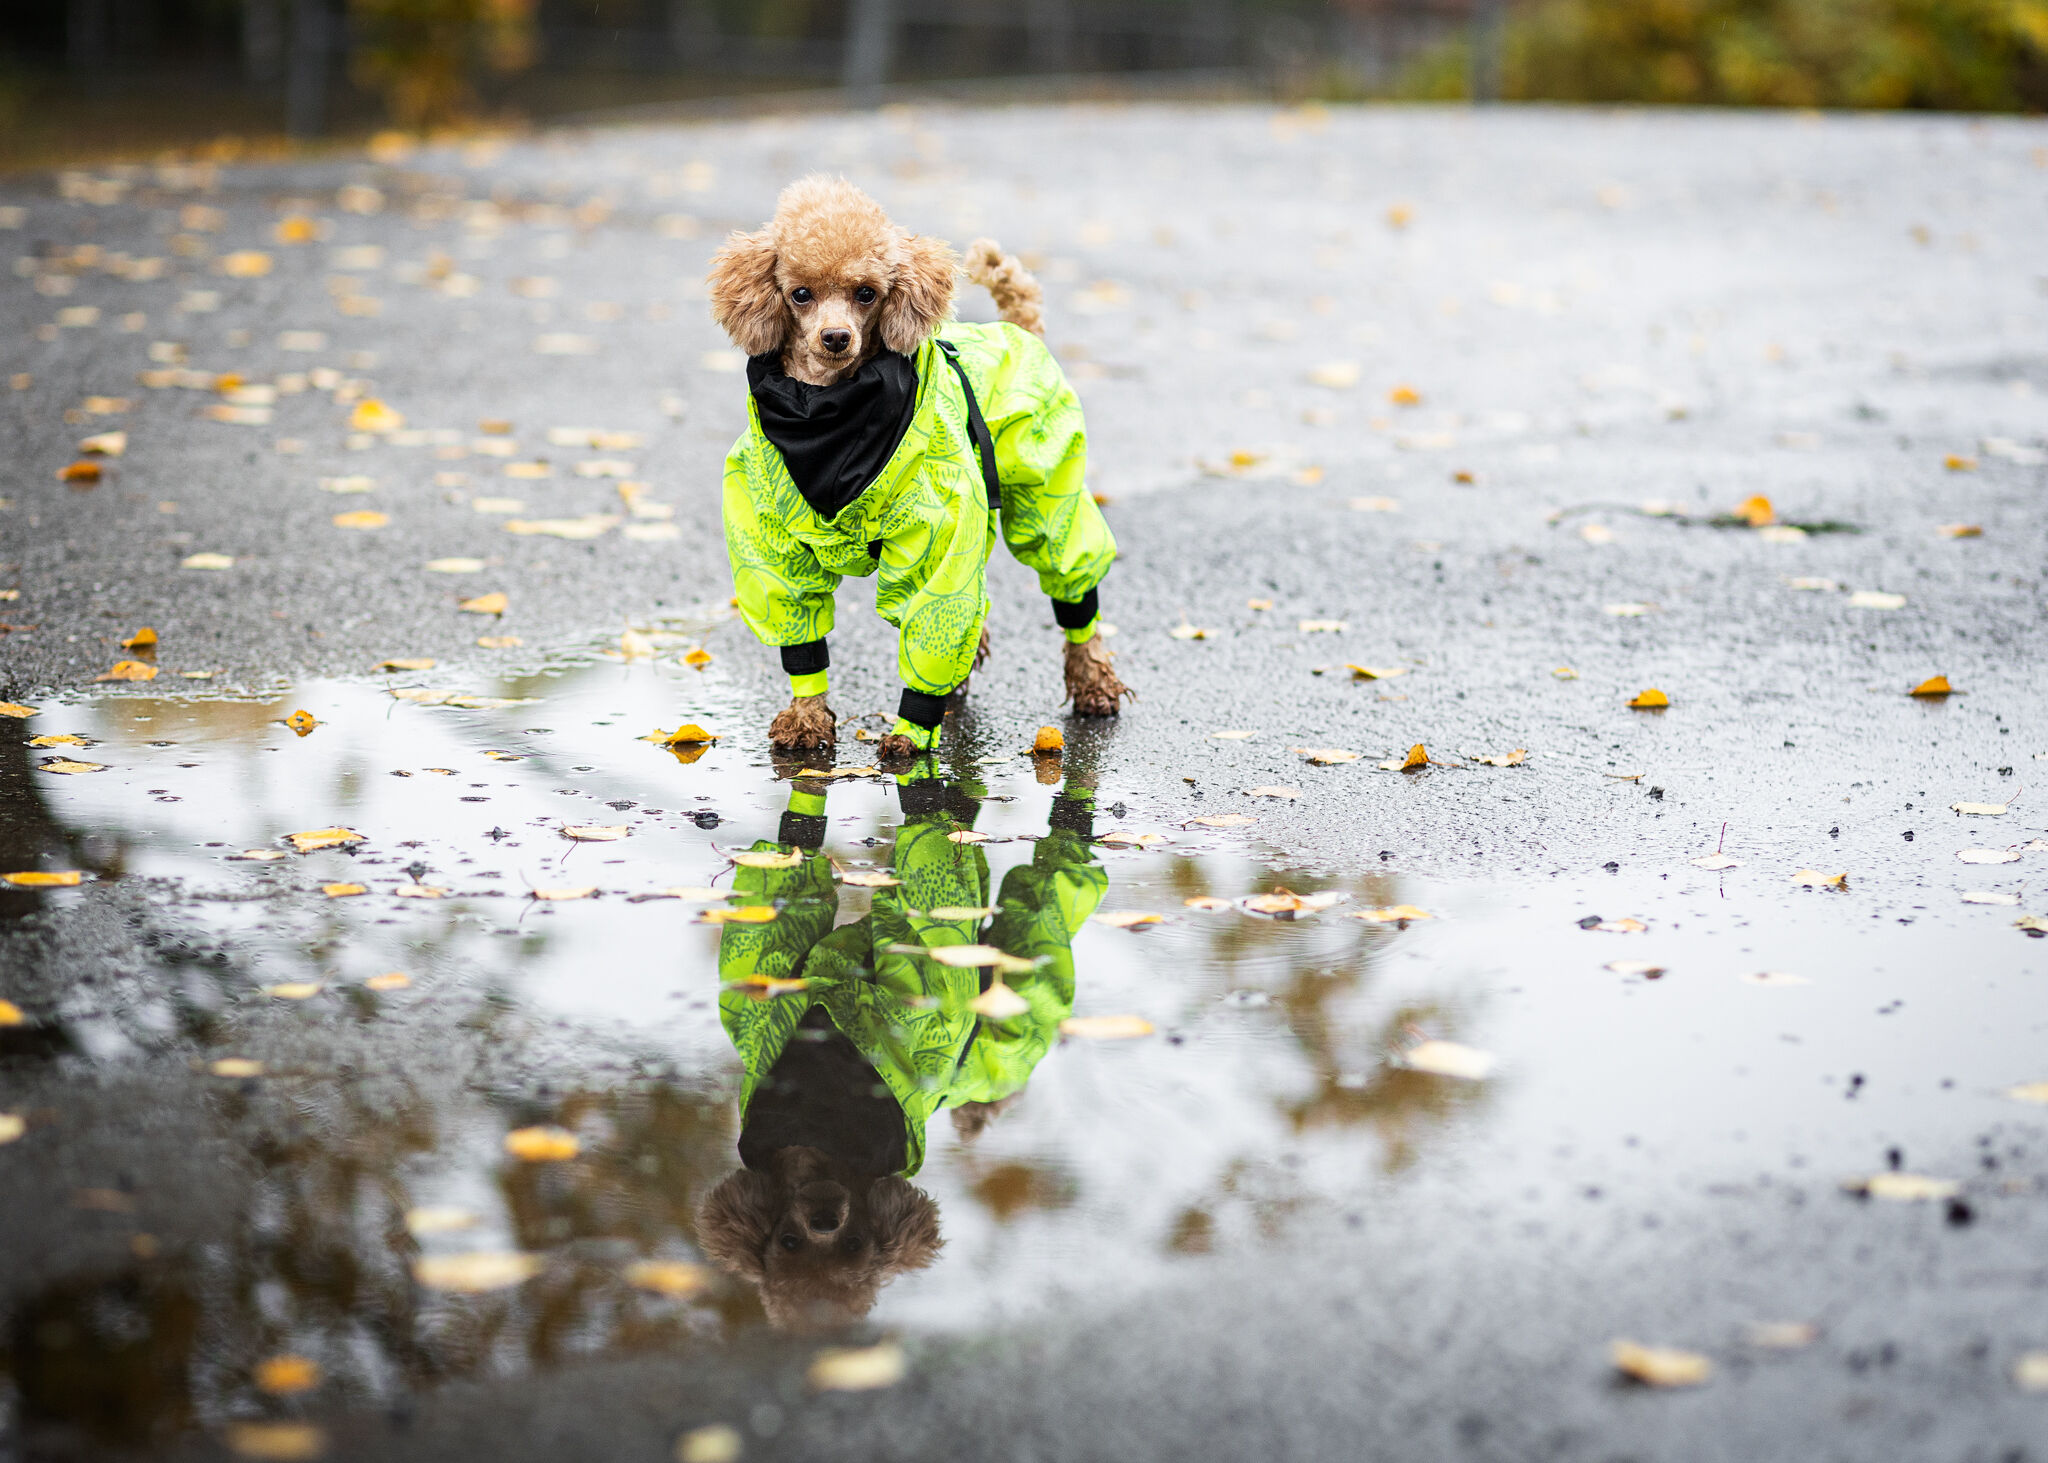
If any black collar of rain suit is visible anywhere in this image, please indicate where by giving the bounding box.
[748,349,921,523]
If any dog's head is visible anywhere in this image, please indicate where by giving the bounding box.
[707,176,957,384]
[696,1147,943,1333]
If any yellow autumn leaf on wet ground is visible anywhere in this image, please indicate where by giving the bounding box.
[1848,590,1906,609]
[1186,814,1257,828]
[223,1421,325,1461]
[562,825,630,841]
[476,635,522,649]
[625,1260,711,1297]
[348,398,403,433]
[458,591,508,615]
[288,827,362,852]
[1937,523,1982,539]
[1470,750,1527,767]
[394,885,447,899]
[1169,620,1213,640]
[1732,494,1775,527]
[285,709,318,736]
[1399,744,1428,770]
[970,982,1031,1020]
[96,660,157,682]
[28,735,89,748]
[210,1058,265,1077]
[1308,360,1360,389]
[254,1355,322,1395]
[1388,384,1422,406]
[1628,689,1669,709]
[1098,831,1170,847]
[365,971,411,991]
[531,885,598,901]
[0,1001,23,1026]
[332,510,388,529]
[1944,454,1977,471]
[375,657,435,672]
[412,1252,542,1292]
[1211,729,1257,740]
[1243,786,1300,800]
[0,1114,24,1145]
[39,759,107,774]
[1244,889,1345,916]
[1060,1014,1155,1040]
[1692,853,1740,869]
[676,1425,744,1463]
[1296,747,1361,765]
[4,871,81,887]
[426,557,485,573]
[121,626,156,649]
[647,724,718,745]
[1957,848,2022,864]
[1611,1340,1712,1388]
[0,703,38,718]
[80,430,127,455]
[1184,895,1233,910]
[1952,797,2010,815]
[1094,911,1164,929]
[320,884,364,899]
[265,981,323,999]
[699,906,779,925]
[1909,675,1953,697]
[1399,1040,1495,1080]
[218,249,273,278]
[1347,664,1407,680]
[1846,1172,1958,1202]
[683,647,714,667]
[59,460,102,484]
[182,552,234,570]
[1791,869,1848,889]
[1031,725,1065,753]
[1348,905,1436,924]
[809,1342,907,1392]
[732,849,801,870]
[840,872,900,888]
[504,1125,580,1161]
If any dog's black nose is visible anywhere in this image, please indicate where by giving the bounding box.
[806,1208,841,1233]
[821,329,851,354]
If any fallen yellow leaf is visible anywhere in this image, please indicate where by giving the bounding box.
[284,709,318,736]
[1348,905,1435,924]
[1060,1014,1155,1040]
[1297,747,1362,765]
[1909,675,1952,697]
[425,557,485,573]
[332,509,388,530]
[839,871,900,888]
[809,1342,907,1392]
[1470,749,1527,767]
[1938,523,1982,539]
[223,1421,324,1461]
[1944,454,1977,472]
[58,459,102,484]
[699,906,778,924]
[1388,384,1422,406]
[504,1125,580,1161]
[1169,620,1213,640]
[182,552,234,569]
[476,635,522,648]
[1847,1172,1958,1202]
[79,430,127,456]
[375,657,435,672]
[1243,889,1345,916]
[1032,725,1065,753]
[531,885,598,901]
[320,884,364,899]
[562,824,630,842]
[348,398,403,434]
[1400,1040,1494,1079]
[412,1251,541,1292]
[1099,830,1171,845]
[624,1260,710,1297]
[969,981,1031,1019]
[38,759,107,774]
[3,871,81,887]
[1732,494,1775,527]
[0,703,38,718]
[288,827,362,852]
[1093,911,1164,929]
[458,591,507,615]
[1184,895,1234,910]
[1791,869,1848,889]
[28,735,88,747]
[1243,786,1299,800]
[96,660,158,682]
[683,647,714,667]
[253,1355,322,1395]
[121,626,156,649]
[732,849,801,870]
[1347,664,1407,680]
[0,1001,22,1026]
[218,249,274,278]
[1611,1340,1712,1388]
[393,884,447,899]
[1627,689,1669,709]
[364,971,411,990]
[1186,814,1257,828]
[210,1058,265,1077]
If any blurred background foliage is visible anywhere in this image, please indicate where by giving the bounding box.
[1,0,2042,167]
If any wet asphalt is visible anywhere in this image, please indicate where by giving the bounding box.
[3,103,2048,1459]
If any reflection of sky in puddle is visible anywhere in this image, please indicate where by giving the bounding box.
[7,651,2045,1424]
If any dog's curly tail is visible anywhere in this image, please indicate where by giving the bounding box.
[964,238,1045,338]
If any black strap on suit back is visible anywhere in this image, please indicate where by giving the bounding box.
[934,338,1002,513]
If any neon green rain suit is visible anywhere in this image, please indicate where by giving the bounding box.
[714,784,1106,1176]
[722,322,1117,749]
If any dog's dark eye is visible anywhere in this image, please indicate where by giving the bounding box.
[840,1232,865,1255]
[779,1232,802,1251]
[790,287,813,305]
[854,285,877,305]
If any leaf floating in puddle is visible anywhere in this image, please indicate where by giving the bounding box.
[1060,1014,1154,1040]
[1611,1340,1711,1388]
[838,872,901,888]
[1098,830,1170,846]
[284,709,319,736]
[1398,1040,1495,1080]
[645,724,719,746]
[364,971,411,990]
[1587,916,1647,933]
[1844,1172,1958,1202]
[946,830,990,844]
[1243,889,1345,917]
[1957,848,2022,864]
[1094,911,1164,929]
[731,849,801,870]
[29,735,91,747]
[1030,725,1065,753]
[320,883,365,899]
[1951,797,2012,815]
[504,1126,580,1161]
[1606,960,1666,978]
[0,703,39,718]
[393,885,447,899]
[210,1058,264,1078]
[253,1355,322,1395]
[224,1421,327,1461]
[403,1205,477,1235]
[1184,896,1233,910]
[969,982,1031,1020]
[1740,970,1809,986]
[1909,675,1953,697]
[1339,904,1429,927]
[903,944,1034,974]
[287,827,363,853]
[1242,786,1299,800]
[481,750,524,762]
[1690,853,1740,870]
[683,647,714,667]
[1470,749,1527,767]
[809,1341,907,1392]
[375,657,436,672]
[1962,890,2020,905]
[2019,914,2048,935]
[699,906,778,925]
[458,591,508,616]
[1186,814,1257,828]
[562,824,630,842]
[95,660,158,682]
[39,758,108,774]
[531,885,598,901]
[3,871,81,887]
[412,1251,542,1292]
[264,982,323,998]
[625,1260,711,1298]
[1790,869,1848,889]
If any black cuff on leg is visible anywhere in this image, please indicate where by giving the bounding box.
[1051,588,1099,630]
[897,688,947,730]
[780,639,829,677]
[777,811,828,850]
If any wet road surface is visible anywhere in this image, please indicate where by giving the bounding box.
[2,104,2048,1459]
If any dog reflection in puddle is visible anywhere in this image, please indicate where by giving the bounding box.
[697,764,1104,1332]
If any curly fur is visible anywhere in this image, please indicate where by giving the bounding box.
[964,237,1045,337]
[1064,632,1131,717]
[768,694,836,750]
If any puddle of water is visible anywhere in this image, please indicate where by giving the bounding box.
[1,645,2043,1445]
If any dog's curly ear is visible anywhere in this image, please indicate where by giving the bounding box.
[867,1177,943,1273]
[696,1168,779,1279]
[880,233,958,355]
[707,228,784,357]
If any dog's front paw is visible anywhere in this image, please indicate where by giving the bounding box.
[1062,633,1131,717]
[875,732,923,762]
[768,695,837,749]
